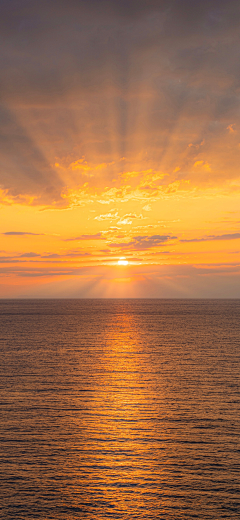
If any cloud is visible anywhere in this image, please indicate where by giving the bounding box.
[65,232,104,241]
[0,252,41,262]
[109,234,177,250]
[181,233,240,242]
[227,124,235,133]
[2,231,44,236]
[94,212,146,224]
[94,212,118,221]
[117,213,146,225]
[117,217,133,225]
[42,251,91,258]
[0,257,21,264]
[0,249,92,263]
[17,271,74,278]
[19,252,40,257]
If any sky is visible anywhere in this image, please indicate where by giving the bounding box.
[1,0,240,298]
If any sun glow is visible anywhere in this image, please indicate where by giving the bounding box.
[118,258,129,266]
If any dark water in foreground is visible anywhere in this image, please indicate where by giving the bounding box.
[0,299,239,519]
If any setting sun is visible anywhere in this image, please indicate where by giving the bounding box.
[118,258,129,266]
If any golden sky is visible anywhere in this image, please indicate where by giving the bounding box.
[1,0,240,297]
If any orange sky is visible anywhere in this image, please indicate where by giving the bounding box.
[1,0,240,297]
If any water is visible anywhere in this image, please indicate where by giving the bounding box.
[0,299,239,519]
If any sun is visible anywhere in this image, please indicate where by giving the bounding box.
[118,257,128,266]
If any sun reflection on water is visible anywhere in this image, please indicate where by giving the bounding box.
[71,303,169,518]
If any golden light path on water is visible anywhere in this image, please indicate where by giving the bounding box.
[71,303,170,517]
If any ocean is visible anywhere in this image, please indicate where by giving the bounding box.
[0,299,239,519]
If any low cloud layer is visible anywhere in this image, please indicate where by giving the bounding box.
[1,262,240,299]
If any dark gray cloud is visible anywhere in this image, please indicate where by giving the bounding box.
[181,232,240,242]
[20,252,40,257]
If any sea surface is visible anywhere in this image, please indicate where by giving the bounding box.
[0,299,239,519]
